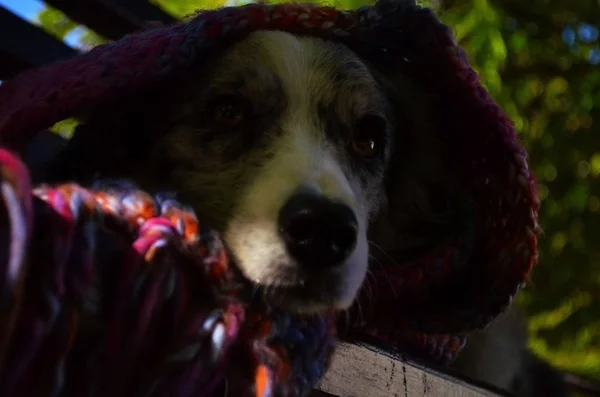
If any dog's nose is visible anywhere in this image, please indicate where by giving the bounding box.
[278,192,358,268]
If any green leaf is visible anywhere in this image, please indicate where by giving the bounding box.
[36,7,78,40]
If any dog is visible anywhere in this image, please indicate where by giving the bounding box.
[46,30,448,314]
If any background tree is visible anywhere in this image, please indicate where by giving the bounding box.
[35,0,600,380]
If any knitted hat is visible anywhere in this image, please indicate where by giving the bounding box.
[0,0,539,385]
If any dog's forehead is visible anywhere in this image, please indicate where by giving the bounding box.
[213,30,382,110]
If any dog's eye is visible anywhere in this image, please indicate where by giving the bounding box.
[208,96,250,127]
[350,115,386,160]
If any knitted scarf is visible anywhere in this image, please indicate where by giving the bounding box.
[0,1,539,396]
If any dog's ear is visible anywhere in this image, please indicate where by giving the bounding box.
[367,67,469,263]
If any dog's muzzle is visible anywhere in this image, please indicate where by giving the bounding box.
[278,190,358,269]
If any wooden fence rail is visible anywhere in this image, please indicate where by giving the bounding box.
[0,6,78,79]
[314,343,506,397]
[42,0,175,40]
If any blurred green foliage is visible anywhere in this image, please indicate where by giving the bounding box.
[36,0,600,379]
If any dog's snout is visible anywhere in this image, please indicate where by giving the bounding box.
[278,192,358,268]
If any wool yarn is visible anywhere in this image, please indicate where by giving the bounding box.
[0,149,334,396]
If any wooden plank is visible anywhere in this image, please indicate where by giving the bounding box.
[316,342,508,397]
[564,372,600,396]
[101,0,177,25]
[0,50,32,80]
[44,0,177,41]
[0,6,79,79]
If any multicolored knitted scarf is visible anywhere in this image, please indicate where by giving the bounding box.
[0,1,539,396]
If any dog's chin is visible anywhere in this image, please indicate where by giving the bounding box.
[251,270,355,314]
[229,241,368,315]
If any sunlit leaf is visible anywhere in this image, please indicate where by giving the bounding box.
[489,29,507,62]
[50,118,79,138]
[37,7,78,40]
[591,153,600,176]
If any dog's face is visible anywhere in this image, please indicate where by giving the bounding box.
[55,30,441,314]
[156,31,395,313]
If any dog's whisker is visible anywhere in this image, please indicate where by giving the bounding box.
[337,308,350,332]
[361,266,379,316]
[251,283,261,300]
[354,299,364,326]
[368,240,400,267]
[358,267,375,313]
[367,250,400,301]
